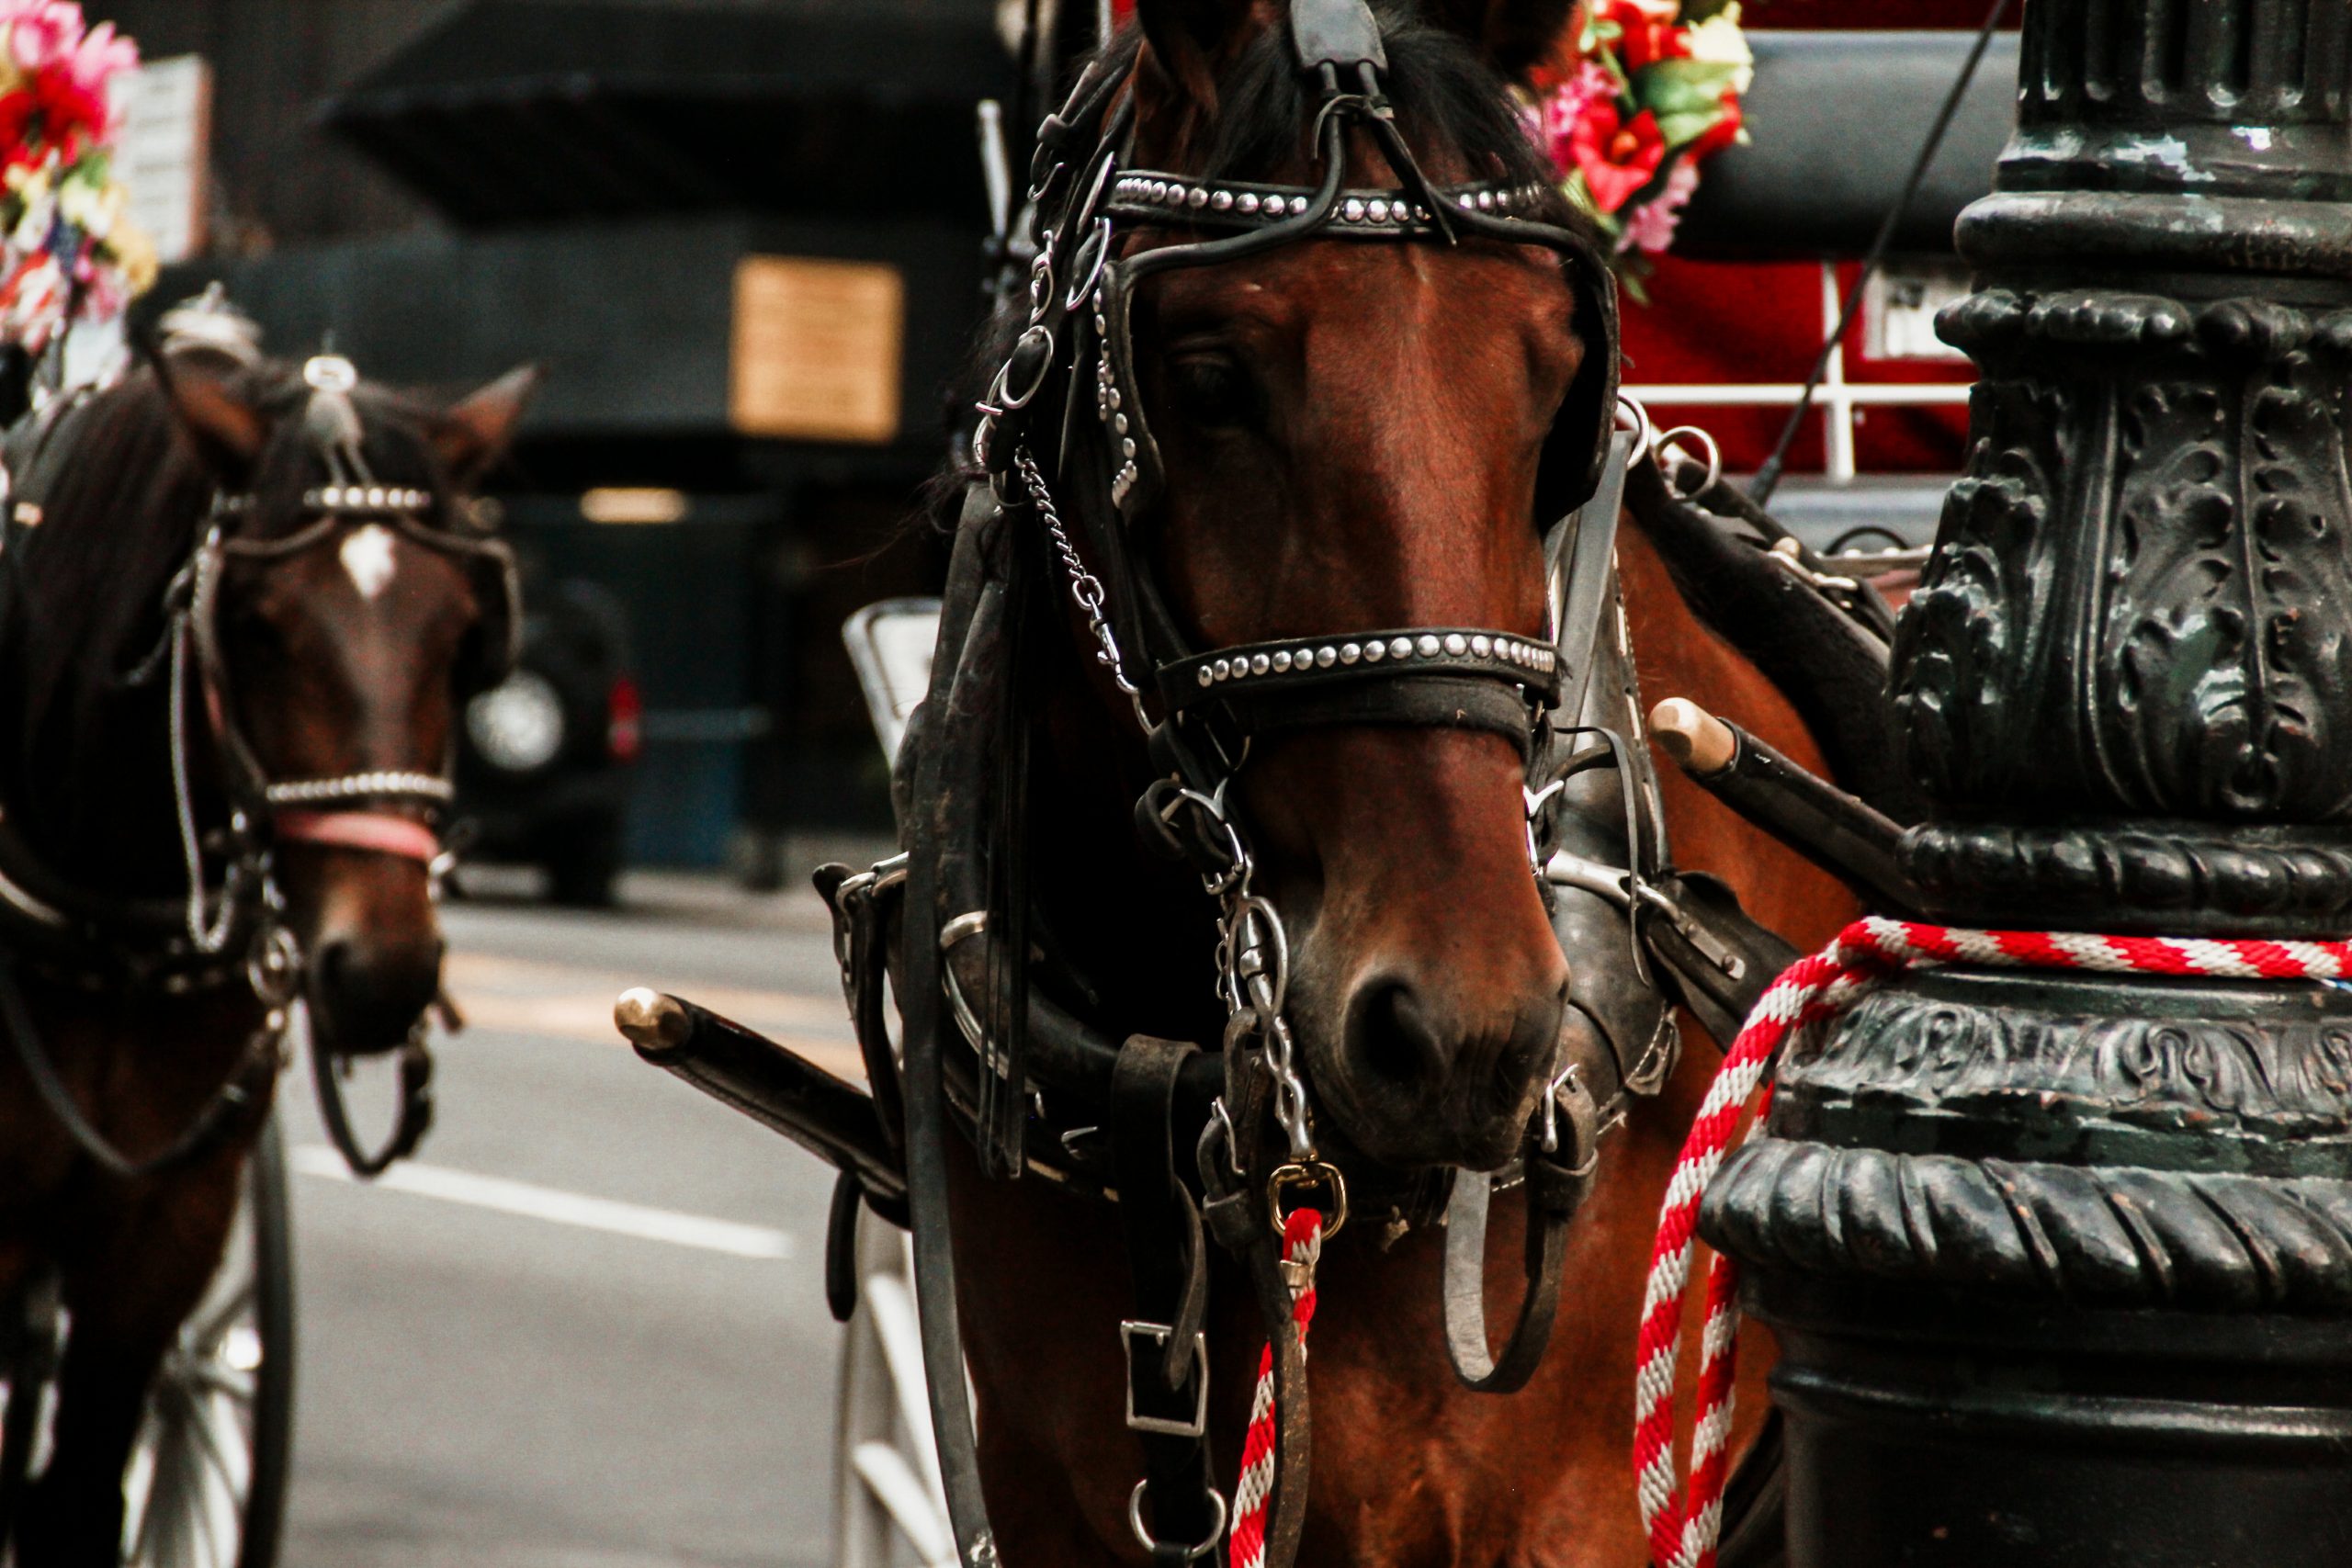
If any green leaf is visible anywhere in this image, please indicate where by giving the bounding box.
[1639,56,1743,114]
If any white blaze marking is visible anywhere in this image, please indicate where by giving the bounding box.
[339,522,399,599]
[289,1144,795,1259]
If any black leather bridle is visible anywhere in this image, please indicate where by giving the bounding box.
[901,6,1641,1566]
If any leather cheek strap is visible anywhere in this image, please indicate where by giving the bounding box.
[274,810,442,864]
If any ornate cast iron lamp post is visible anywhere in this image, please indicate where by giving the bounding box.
[1702,4,2352,1562]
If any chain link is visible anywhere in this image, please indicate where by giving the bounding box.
[1011,439,1316,1156]
[1017,445,1154,734]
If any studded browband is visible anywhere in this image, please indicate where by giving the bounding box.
[1163,626,1557,701]
[1102,174,1550,235]
[1159,627,1564,752]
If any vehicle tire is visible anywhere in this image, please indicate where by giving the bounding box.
[118,1110,298,1568]
[833,1211,951,1568]
[546,823,622,908]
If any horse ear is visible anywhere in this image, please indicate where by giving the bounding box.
[151,352,266,482]
[1135,0,1257,107]
[433,366,541,488]
[1424,0,1581,80]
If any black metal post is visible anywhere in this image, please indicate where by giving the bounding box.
[1702,6,2352,1562]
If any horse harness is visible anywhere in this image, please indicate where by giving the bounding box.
[0,350,521,1180]
[806,8,1872,1568]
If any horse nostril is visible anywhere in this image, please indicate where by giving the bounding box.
[1344,979,1445,1098]
[309,934,443,1050]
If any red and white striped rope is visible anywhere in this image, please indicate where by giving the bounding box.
[1634,914,2352,1568]
[1229,1206,1323,1568]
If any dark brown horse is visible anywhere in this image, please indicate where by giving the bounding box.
[898,3,1869,1565]
[0,345,530,1566]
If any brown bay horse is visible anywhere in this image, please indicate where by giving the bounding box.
[874,2,1871,1566]
[0,345,530,1566]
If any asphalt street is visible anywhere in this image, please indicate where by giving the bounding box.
[273,866,879,1568]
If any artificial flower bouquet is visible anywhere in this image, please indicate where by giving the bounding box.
[1526,0,1753,292]
[0,0,153,359]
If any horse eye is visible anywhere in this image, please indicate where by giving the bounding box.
[1164,355,1259,432]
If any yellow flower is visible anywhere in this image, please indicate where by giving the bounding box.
[1687,7,1754,96]
[109,221,158,296]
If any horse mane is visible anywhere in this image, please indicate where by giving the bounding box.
[0,359,447,878]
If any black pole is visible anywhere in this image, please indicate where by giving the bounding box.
[1703,6,2352,1563]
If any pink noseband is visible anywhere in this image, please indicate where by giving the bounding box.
[275,809,443,864]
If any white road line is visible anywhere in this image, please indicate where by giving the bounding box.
[289,1145,795,1260]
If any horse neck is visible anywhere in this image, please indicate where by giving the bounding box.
[0,547,210,901]
[1617,519,1860,951]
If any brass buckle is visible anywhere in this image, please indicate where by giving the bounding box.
[1266,1160,1349,1241]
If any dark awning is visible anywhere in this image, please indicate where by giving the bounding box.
[319,0,1018,228]
[1675,30,2021,260]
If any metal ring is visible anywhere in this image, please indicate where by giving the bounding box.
[245,923,302,1010]
[1266,1160,1349,1240]
[1161,786,1247,885]
[1127,1480,1227,1562]
[1064,216,1114,314]
[1655,424,1724,500]
[989,323,1057,413]
[1613,392,1654,451]
[1067,145,1119,237]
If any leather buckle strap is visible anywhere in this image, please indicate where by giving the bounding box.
[1113,1036,1224,1563]
[1122,1320,1212,1438]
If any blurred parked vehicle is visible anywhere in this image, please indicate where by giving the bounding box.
[455,570,640,906]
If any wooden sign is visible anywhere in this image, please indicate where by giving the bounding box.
[113,55,212,265]
[729,256,905,444]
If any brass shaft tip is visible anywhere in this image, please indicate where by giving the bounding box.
[1650,697,1737,777]
[615,987,689,1051]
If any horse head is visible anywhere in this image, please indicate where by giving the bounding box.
[158,355,537,1054]
[1099,0,1613,1169]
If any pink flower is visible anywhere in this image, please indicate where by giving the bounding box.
[1529,62,1617,177]
[64,19,135,99]
[6,2,84,74]
[1616,156,1700,255]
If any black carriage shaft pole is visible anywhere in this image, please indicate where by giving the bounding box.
[1701,6,2352,1564]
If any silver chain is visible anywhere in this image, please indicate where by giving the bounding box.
[1013,442,1316,1161]
[1017,445,1153,734]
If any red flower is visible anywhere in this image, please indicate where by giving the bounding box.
[0,89,36,163]
[1690,89,1744,159]
[1570,101,1668,213]
[1603,0,1691,73]
[29,67,106,157]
